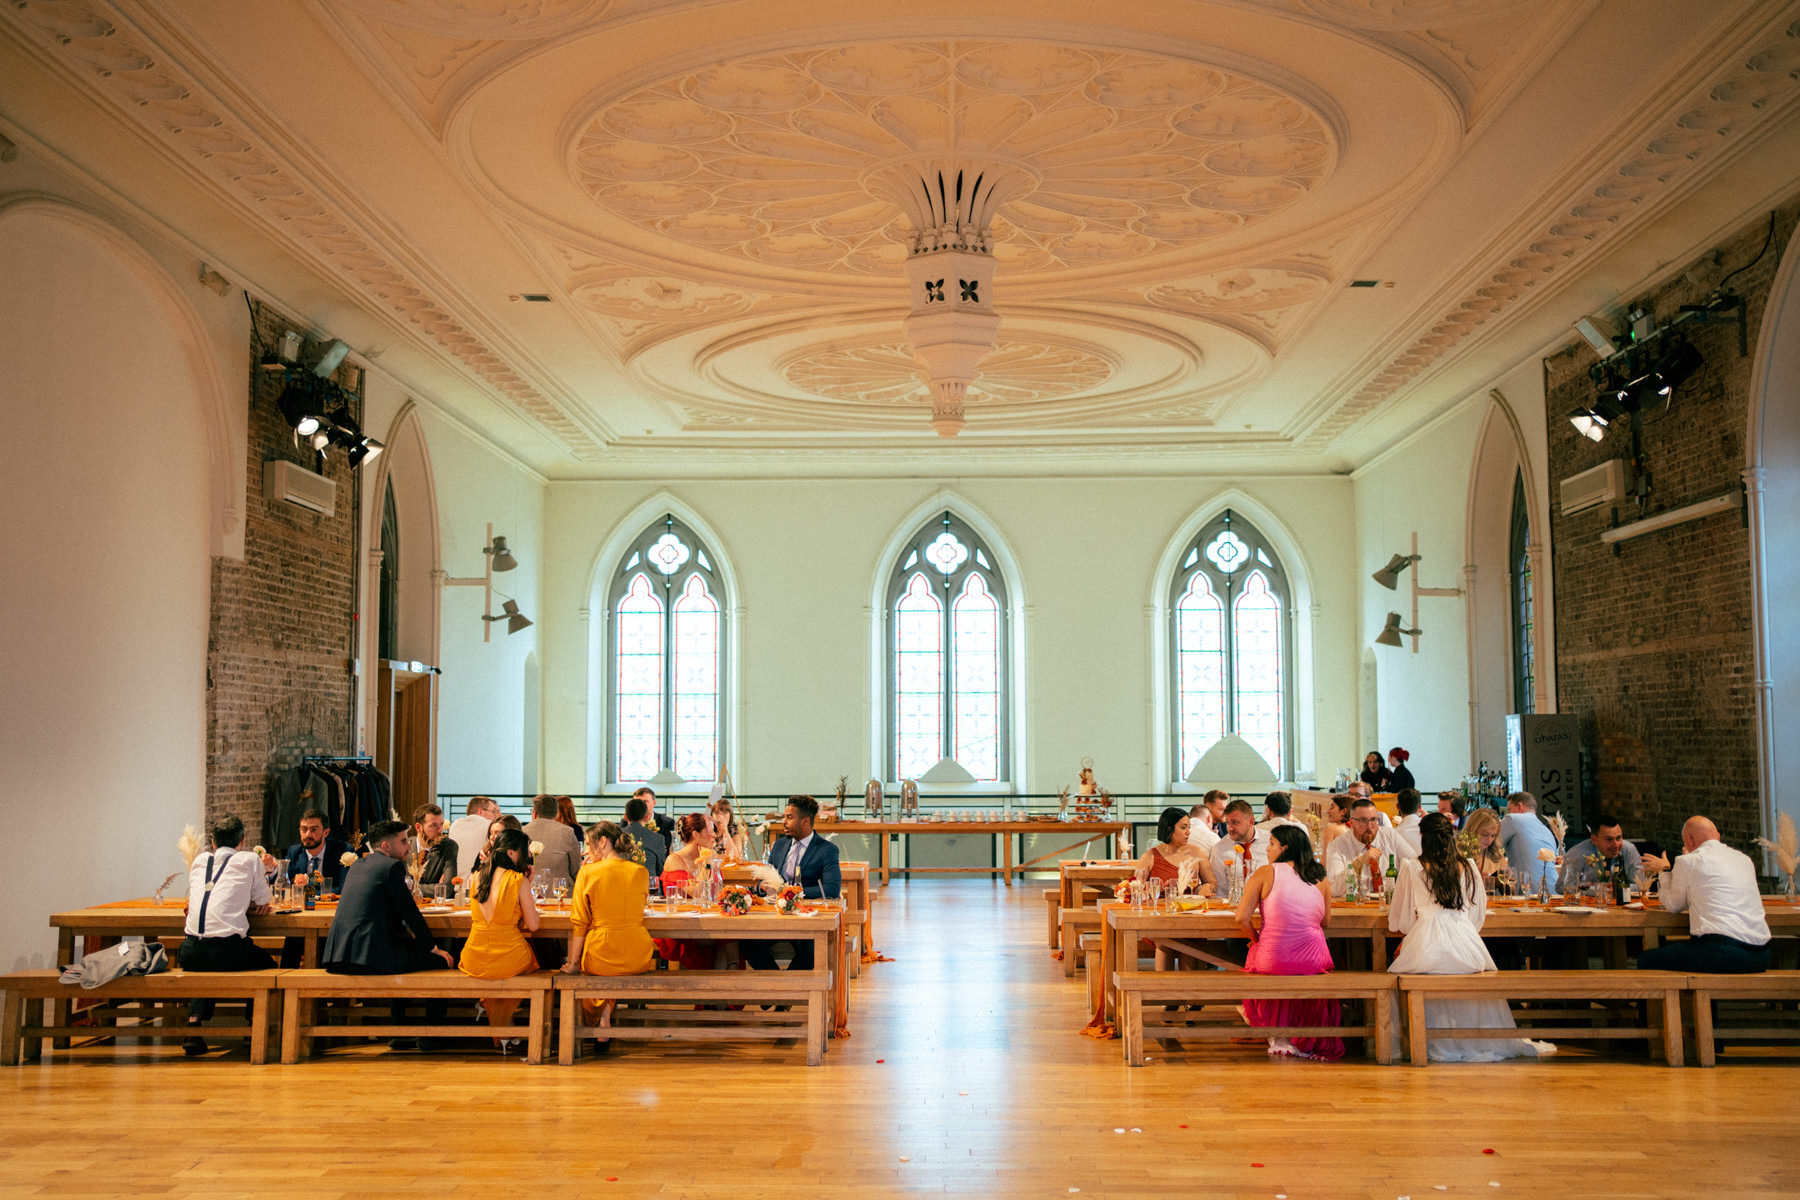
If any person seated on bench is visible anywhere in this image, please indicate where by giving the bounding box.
[1325,798,1417,899]
[324,819,455,1049]
[179,813,276,1056]
[658,814,727,970]
[1557,814,1642,896]
[1638,817,1771,974]
[744,796,841,974]
[1499,792,1559,894]
[459,828,540,1048]
[1211,799,1272,898]
[1388,814,1555,1062]
[1135,806,1216,896]
[562,821,654,1032]
[284,808,353,895]
[622,796,668,878]
[1256,791,1312,846]
[411,802,459,890]
[1237,824,1343,1060]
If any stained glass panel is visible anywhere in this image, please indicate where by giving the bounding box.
[1175,573,1225,774]
[671,573,719,782]
[614,572,664,783]
[952,574,1001,781]
[1205,530,1248,574]
[648,532,690,575]
[894,572,943,778]
[1233,569,1283,778]
[925,531,969,575]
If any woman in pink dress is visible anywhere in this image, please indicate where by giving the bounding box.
[1236,824,1344,1060]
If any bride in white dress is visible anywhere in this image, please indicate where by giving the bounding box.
[1388,813,1555,1062]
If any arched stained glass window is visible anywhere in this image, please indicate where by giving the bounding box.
[1509,472,1535,715]
[1171,510,1291,779]
[887,512,1009,782]
[608,514,726,785]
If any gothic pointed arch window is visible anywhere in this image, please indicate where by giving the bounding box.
[1509,471,1535,715]
[1170,509,1291,779]
[886,512,1009,782]
[606,514,727,785]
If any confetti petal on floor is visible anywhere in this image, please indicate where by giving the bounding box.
[1483,1149,1496,1155]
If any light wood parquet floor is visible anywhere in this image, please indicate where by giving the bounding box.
[2,879,1797,1199]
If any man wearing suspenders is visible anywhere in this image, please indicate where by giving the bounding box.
[179,813,275,1056]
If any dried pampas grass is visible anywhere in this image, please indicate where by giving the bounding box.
[177,824,202,871]
[1754,812,1799,878]
[1547,813,1567,851]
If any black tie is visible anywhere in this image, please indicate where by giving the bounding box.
[310,855,321,878]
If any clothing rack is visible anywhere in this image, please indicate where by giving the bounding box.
[304,755,373,764]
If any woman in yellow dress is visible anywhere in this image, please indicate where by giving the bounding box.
[458,827,540,1043]
[561,821,654,1035]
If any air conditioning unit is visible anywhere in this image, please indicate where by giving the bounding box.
[263,459,336,516]
[1559,458,1631,517]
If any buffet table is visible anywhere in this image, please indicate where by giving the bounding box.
[812,820,1126,886]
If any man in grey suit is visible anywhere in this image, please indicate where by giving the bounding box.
[522,794,582,886]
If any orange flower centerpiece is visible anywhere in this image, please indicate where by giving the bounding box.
[718,884,752,915]
[775,884,803,915]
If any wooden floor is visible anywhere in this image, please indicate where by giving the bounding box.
[4,880,1799,1198]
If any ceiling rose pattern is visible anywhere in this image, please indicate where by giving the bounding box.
[570,41,1335,276]
[1145,266,1329,314]
[1301,14,1800,449]
[782,339,1115,406]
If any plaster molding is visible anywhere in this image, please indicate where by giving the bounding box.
[1296,10,1800,451]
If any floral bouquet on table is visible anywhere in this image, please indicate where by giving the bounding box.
[718,885,753,915]
[1535,846,1559,897]
[1754,812,1799,903]
[775,884,803,915]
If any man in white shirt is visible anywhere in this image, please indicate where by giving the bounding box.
[1394,789,1424,855]
[178,813,275,1054]
[1325,798,1418,898]
[1256,791,1311,845]
[1638,817,1771,973]
[448,796,500,883]
[1209,799,1270,894]
[1346,781,1393,827]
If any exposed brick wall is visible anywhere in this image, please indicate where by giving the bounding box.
[206,304,361,839]
[1546,199,1800,853]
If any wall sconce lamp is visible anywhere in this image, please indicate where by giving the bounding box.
[1371,532,1462,654]
[443,523,532,642]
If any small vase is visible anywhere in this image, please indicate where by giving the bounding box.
[1787,873,1797,906]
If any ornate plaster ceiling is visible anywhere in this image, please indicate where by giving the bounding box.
[3,0,1797,471]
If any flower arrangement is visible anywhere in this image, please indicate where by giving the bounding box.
[1582,853,1629,888]
[1754,812,1799,901]
[1546,813,1568,853]
[775,884,803,915]
[528,841,545,857]
[717,884,753,915]
[252,845,267,857]
[178,824,202,871]
[339,851,357,868]
[621,831,646,866]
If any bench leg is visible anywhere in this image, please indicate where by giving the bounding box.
[1372,991,1397,1066]
[1063,923,1078,977]
[1,988,21,1066]
[248,993,268,1066]
[1692,989,1716,1068]
[1122,991,1145,1067]
[1048,897,1060,949]
[280,990,301,1065]
[1660,989,1684,1068]
[806,990,826,1066]
[24,998,44,1063]
[1406,991,1428,1067]
[525,992,545,1065]
[558,989,577,1066]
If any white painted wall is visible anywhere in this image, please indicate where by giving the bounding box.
[421,410,545,799]
[0,202,235,970]
[541,476,1357,800]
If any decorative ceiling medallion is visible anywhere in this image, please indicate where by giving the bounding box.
[1147,267,1329,313]
[571,41,1335,276]
[782,339,1114,407]
[570,275,755,323]
[331,0,613,38]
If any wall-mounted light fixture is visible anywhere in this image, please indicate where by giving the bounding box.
[1371,532,1462,654]
[250,298,382,469]
[442,523,531,642]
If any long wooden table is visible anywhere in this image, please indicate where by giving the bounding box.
[50,902,853,1039]
[1095,900,1800,1023]
[721,860,874,958]
[815,820,1126,886]
[1060,862,1135,910]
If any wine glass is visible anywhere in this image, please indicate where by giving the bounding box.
[552,876,569,908]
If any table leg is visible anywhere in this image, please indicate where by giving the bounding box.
[829,930,848,1038]
[1,986,22,1066]
[879,835,890,888]
[1003,833,1013,887]
[303,933,320,969]
[51,928,74,1049]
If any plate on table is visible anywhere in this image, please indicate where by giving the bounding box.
[1552,905,1601,914]
[418,905,453,914]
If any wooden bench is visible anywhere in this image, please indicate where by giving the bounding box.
[279,969,555,1064]
[1,969,280,1065]
[1112,969,1399,1066]
[554,970,830,1065]
[1061,908,1105,976]
[1687,970,1800,1066]
[1396,970,1686,1067]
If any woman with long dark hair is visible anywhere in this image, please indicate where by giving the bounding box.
[1359,751,1392,791]
[1387,813,1553,1061]
[1134,806,1217,895]
[458,827,540,1045]
[555,795,584,844]
[1236,824,1343,1060]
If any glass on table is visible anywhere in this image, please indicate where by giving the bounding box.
[1146,879,1164,912]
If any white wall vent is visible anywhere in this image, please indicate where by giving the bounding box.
[1558,458,1630,517]
[263,459,335,516]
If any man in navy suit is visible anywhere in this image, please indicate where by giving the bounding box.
[284,808,354,892]
[744,795,840,973]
